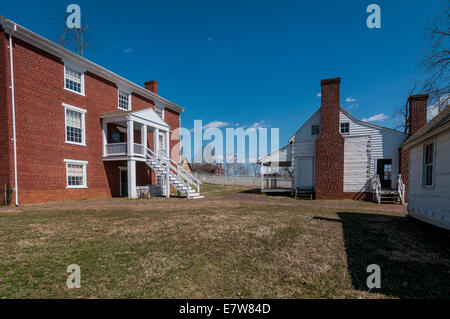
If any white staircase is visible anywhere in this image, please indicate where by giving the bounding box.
[370,174,405,205]
[145,148,203,199]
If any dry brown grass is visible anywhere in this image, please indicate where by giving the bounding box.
[0,184,448,299]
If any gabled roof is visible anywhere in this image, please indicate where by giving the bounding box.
[288,110,320,143]
[0,16,184,114]
[258,144,292,165]
[402,106,450,149]
[340,108,407,136]
[101,107,170,130]
[288,107,406,142]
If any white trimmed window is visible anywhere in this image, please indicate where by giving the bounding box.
[118,89,131,110]
[423,142,434,187]
[64,103,86,146]
[64,160,88,188]
[155,105,164,119]
[340,123,350,134]
[64,62,85,95]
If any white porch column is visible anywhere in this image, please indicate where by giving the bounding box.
[165,130,170,159]
[127,119,134,157]
[141,124,147,151]
[127,160,137,199]
[164,132,170,197]
[102,120,107,157]
[154,128,159,153]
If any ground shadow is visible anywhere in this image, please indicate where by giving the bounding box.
[314,213,450,298]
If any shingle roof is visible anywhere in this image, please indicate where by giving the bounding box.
[403,105,450,146]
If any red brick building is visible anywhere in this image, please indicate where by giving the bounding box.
[0,17,201,205]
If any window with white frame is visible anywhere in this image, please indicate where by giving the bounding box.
[340,123,350,134]
[65,160,88,188]
[423,142,434,187]
[155,105,164,119]
[64,104,86,145]
[64,65,84,94]
[118,89,131,110]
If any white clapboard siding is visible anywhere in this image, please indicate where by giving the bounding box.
[290,111,320,164]
[340,110,407,190]
[289,107,407,191]
[344,136,370,192]
[408,129,450,229]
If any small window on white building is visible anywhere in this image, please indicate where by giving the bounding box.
[64,65,84,95]
[118,89,131,110]
[423,142,434,187]
[65,160,88,188]
[64,103,86,146]
[311,125,320,135]
[155,105,164,119]
[340,123,350,134]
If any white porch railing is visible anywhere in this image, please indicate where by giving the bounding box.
[134,143,145,156]
[261,176,293,190]
[105,143,145,157]
[106,143,127,155]
[370,174,381,204]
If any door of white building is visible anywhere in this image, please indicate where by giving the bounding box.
[297,158,313,189]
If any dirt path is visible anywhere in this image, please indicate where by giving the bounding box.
[0,191,407,214]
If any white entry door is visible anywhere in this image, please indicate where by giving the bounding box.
[297,158,313,188]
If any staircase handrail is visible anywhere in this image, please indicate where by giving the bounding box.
[154,150,201,193]
[370,174,381,204]
[159,153,202,185]
[396,174,405,204]
[146,148,199,194]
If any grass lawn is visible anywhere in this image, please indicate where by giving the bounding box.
[0,184,448,299]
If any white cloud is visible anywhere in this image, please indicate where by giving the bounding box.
[347,103,359,109]
[203,121,229,130]
[123,48,133,53]
[316,93,321,97]
[362,113,389,122]
[346,97,357,103]
[248,120,267,129]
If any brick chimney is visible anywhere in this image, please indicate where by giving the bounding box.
[145,80,159,94]
[408,94,428,136]
[399,94,428,201]
[315,78,345,199]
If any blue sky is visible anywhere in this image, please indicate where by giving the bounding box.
[1,0,444,156]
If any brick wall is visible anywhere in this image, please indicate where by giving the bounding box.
[409,94,428,136]
[0,31,181,204]
[315,78,345,199]
[399,94,429,200]
[0,29,11,193]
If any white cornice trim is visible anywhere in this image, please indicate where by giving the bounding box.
[402,121,450,150]
[0,18,184,114]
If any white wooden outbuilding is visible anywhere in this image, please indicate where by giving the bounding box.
[402,106,450,230]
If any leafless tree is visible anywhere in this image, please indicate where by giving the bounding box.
[393,83,418,133]
[393,1,449,129]
[50,15,91,56]
[420,0,450,110]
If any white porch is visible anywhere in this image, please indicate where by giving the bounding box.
[258,144,294,193]
[100,108,171,199]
